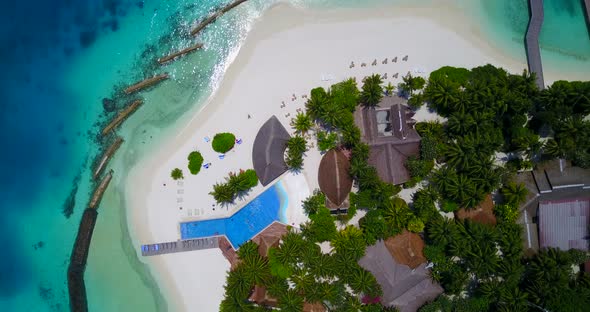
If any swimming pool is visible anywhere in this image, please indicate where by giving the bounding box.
[180,181,289,248]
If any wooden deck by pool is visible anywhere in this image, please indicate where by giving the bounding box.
[525,0,545,90]
[141,237,220,256]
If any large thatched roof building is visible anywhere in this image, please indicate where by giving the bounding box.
[252,115,291,186]
[354,96,421,185]
[358,240,442,312]
[318,149,353,211]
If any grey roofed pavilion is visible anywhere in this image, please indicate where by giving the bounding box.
[359,240,443,312]
[252,115,291,186]
[354,96,421,185]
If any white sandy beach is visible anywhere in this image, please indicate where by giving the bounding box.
[124,2,564,311]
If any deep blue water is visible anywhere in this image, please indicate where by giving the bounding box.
[180,182,288,248]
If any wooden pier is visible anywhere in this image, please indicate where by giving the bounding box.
[88,170,113,209]
[93,137,123,180]
[141,237,220,256]
[158,43,204,65]
[101,99,143,136]
[525,0,545,90]
[124,73,169,95]
[190,0,249,36]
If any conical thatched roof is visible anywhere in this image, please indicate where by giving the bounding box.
[251,222,289,257]
[318,149,353,207]
[252,116,291,186]
[384,231,426,269]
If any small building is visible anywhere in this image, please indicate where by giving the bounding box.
[455,194,497,226]
[515,159,590,253]
[538,198,590,251]
[354,96,421,185]
[384,231,427,269]
[252,115,291,186]
[318,149,353,215]
[358,237,442,312]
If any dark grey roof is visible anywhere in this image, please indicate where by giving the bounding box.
[252,116,291,186]
[358,240,442,312]
[354,99,421,185]
[538,198,590,251]
[536,159,590,191]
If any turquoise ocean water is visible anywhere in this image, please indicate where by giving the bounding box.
[0,0,587,311]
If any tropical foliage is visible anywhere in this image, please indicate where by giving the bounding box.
[209,169,258,204]
[212,132,236,153]
[316,130,339,152]
[292,112,313,134]
[170,168,183,180]
[285,135,307,170]
[360,74,383,107]
[187,151,204,175]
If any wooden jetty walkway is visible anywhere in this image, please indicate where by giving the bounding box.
[67,170,113,312]
[93,137,123,179]
[141,237,220,256]
[525,0,545,90]
[158,43,204,65]
[124,73,169,95]
[101,99,143,136]
[190,0,249,36]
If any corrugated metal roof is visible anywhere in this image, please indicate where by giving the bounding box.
[538,198,590,251]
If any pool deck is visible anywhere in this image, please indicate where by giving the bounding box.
[141,237,220,256]
[525,0,545,90]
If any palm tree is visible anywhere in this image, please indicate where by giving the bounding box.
[424,76,459,114]
[225,264,254,300]
[220,297,255,312]
[349,267,380,296]
[238,241,260,261]
[287,135,307,155]
[431,166,457,194]
[446,174,475,205]
[292,112,313,134]
[210,183,234,204]
[384,82,395,96]
[447,112,475,136]
[360,74,383,107]
[501,182,528,205]
[310,254,336,278]
[426,217,457,247]
[245,254,270,285]
[306,87,330,121]
[278,289,304,312]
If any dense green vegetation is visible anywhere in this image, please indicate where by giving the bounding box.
[212,132,236,153]
[210,169,258,204]
[187,151,204,175]
[170,168,183,180]
[285,135,307,170]
[221,64,590,311]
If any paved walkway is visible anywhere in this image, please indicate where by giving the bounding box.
[525,0,545,90]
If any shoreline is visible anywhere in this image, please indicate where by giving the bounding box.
[124,3,587,311]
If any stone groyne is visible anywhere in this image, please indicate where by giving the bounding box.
[101,99,143,136]
[93,137,123,180]
[124,73,169,95]
[158,43,204,64]
[67,170,113,312]
[190,0,249,36]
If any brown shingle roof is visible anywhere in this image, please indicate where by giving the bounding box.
[455,194,497,226]
[218,236,240,270]
[358,240,443,312]
[251,222,289,257]
[252,115,291,186]
[354,100,421,185]
[303,302,326,312]
[384,231,427,269]
[318,149,353,207]
[249,285,278,307]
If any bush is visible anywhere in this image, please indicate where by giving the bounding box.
[187,151,204,175]
[302,190,326,216]
[494,204,519,223]
[171,168,184,180]
[212,132,236,153]
[317,130,339,152]
[209,169,259,204]
[407,93,425,110]
[441,200,460,213]
[286,136,307,170]
[407,217,425,233]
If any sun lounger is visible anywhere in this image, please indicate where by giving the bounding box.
[218,154,225,159]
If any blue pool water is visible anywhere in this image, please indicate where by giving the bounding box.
[180,181,289,248]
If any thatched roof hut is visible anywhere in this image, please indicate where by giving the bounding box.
[249,285,278,307]
[318,149,353,209]
[384,231,427,270]
[251,222,289,257]
[252,115,291,186]
[303,302,326,312]
[455,194,497,226]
